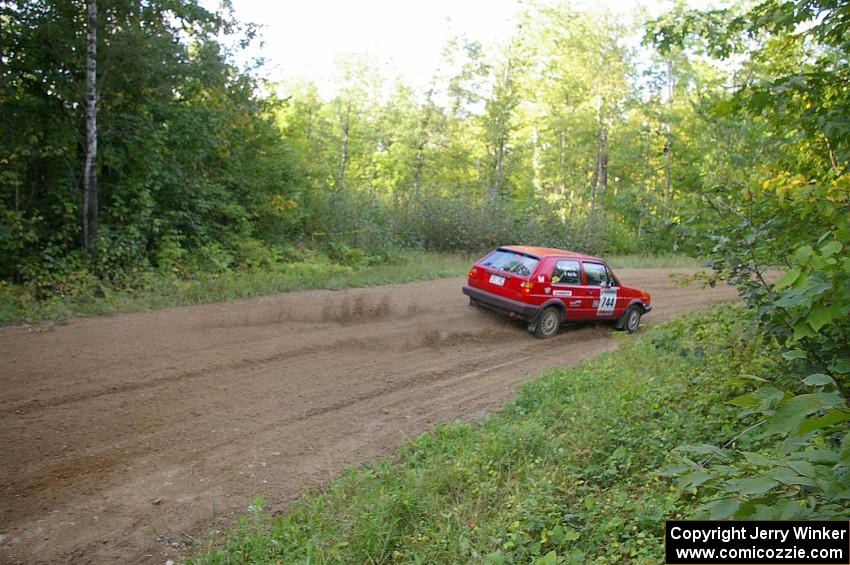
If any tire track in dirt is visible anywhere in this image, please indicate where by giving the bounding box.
[0,269,737,564]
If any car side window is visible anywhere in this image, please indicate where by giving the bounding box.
[583,262,610,286]
[551,260,581,284]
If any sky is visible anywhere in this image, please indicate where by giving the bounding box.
[205,0,719,97]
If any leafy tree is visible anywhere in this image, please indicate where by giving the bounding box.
[649,0,850,520]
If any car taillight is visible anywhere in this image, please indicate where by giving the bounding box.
[468,267,478,277]
[520,281,533,293]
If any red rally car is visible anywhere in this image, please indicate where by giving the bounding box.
[462,246,652,338]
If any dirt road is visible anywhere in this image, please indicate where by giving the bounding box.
[0,270,737,564]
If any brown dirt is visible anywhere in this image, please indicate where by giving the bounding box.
[0,269,737,564]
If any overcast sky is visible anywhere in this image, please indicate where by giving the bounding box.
[205,0,722,96]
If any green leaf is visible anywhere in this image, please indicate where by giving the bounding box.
[785,460,817,478]
[806,308,833,332]
[678,470,713,489]
[764,393,845,436]
[795,245,813,263]
[781,349,807,361]
[768,467,817,487]
[792,320,816,341]
[728,476,778,497]
[820,240,842,257]
[658,463,691,476]
[828,358,850,374]
[774,267,801,289]
[679,444,729,460]
[550,524,565,545]
[534,551,559,565]
[583,495,595,511]
[702,498,741,519]
[798,409,850,434]
[745,385,790,411]
[742,452,773,467]
[610,446,627,460]
[802,373,834,387]
[789,450,839,464]
[728,392,760,408]
[564,529,580,541]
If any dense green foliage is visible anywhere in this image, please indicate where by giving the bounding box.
[1,0,302,293]
[645,0,850,522]
[189,306,846,564]
[2,0,708,311]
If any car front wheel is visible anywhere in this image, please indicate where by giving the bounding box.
[620,305,642,333]
[534,307,561,339]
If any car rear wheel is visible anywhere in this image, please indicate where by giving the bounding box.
[534,307,561,339]
[620,305,642,333]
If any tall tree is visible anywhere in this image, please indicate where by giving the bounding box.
[82,0,97,252]
[662,58,674,211]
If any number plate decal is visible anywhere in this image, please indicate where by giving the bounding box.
[597,288,617,315]
[489,274,505,286]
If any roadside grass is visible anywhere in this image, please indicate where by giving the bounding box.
[0,251,473,326]
[189,306,770,564]
[0,252,701,326]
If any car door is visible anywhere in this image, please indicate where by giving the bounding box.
[548,258,584,318]
[580,261,617,319]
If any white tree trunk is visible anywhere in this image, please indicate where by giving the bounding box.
[336,100,351,192]
[83,0,98,251]
[663,58,674,211]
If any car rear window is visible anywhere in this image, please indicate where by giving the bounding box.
[480,250,539,277]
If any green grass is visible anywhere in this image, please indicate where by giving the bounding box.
[0,252,704,326]
[189,306,765,564]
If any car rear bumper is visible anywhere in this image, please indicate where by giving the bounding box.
[463,286,540,321]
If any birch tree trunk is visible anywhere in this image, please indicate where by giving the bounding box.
[596,126,608,196]
[588,125,608,215]
[412,92,433,199]
[493,138,505,197]
[82,0,98,252]
[663,58,674,213]
[490,56,513,199]
[335,100,351,192]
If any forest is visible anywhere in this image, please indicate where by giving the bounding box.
[2,0,844,292]
[2,0,849,560]
[1,0,771,292]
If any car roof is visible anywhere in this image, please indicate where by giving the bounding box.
[501,245,604,262]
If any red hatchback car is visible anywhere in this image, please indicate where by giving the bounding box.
[463,246,652,338]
